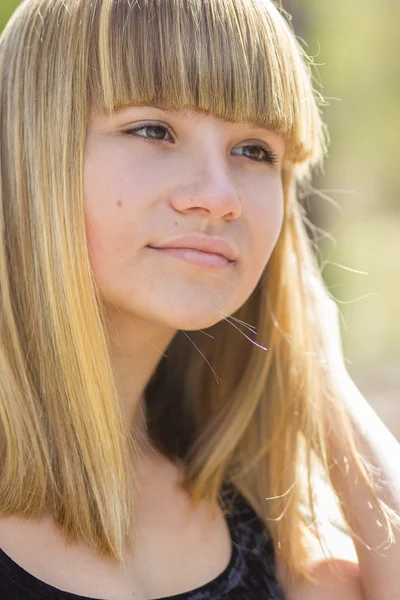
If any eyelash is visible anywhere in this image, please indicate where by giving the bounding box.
[122,122,280,166]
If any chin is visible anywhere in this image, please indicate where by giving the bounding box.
[173,314,227,332]
[151,297,241,332]
[156,309,229,332]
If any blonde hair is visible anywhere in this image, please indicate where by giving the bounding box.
[0,0,398,585]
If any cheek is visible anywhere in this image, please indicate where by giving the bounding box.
[234,180,284,304]
[83,159,130,277]
[252,181,284,262]
[84,211,123,290]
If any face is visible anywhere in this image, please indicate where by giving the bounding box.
[84,106,285,332]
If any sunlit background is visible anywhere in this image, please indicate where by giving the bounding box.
[283,0,400,440]
[1,1,399,438]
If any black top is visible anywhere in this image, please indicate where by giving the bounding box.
[0,482,286,599]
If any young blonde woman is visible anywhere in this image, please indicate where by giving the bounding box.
[0,0,398,598]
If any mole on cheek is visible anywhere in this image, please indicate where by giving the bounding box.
[116,200,123,208]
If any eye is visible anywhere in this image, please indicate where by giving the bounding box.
[232,144,279,166]
[122,123,280,166]
[122,123,173,143]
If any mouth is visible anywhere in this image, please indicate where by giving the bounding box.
[146,246,236,269]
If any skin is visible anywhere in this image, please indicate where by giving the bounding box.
[83,105,286,445]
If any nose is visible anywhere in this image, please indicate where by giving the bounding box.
[168,158,242,221]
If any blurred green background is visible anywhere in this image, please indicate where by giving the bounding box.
[283,0,400,439]
[1,1,399,437]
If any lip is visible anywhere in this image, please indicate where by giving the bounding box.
[148,234,238,262]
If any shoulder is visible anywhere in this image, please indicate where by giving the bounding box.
[276,557,363,600]
[275,520,364,600]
